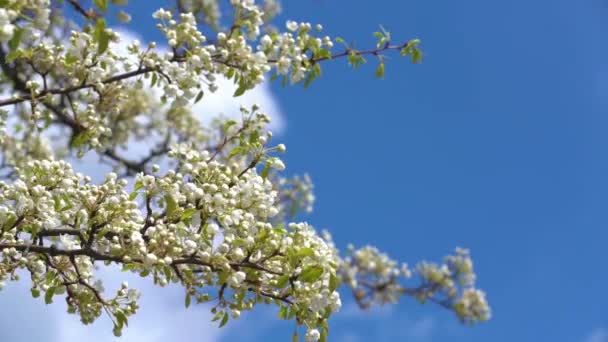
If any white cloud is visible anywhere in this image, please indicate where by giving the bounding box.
[332,299,436,342]
[586,328,608,342]
[0,269,223,342]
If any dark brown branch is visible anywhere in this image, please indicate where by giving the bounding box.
[66,0,98,21]
[0,241,296,304]
[0,66,157,107]
[38,228,85,243]
[0,41,414,108]
[254,288,294,305]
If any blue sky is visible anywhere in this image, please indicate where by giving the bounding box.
[270,0,608,341]
[267,0,608,341]
[2,0,607,341]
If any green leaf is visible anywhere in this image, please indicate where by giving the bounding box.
[181,208,198,222]
[219,312,229,327]
[292,331,299,342]
[329,273,340,292]
[273,225,287,236]
[122,264,138,271]
[223,119,237,134]
[278,306,288,319]
[115,309,128,328]
[411,48,423,64]
[113,326,122,337]
[408,38,421,47]
[217,271,229,285]
[375,62,385,79]
[129,191,138,201]
[194,90,204,103]
[164,194,177,218]
[260,162,271,180]
[315,48,332,60]
[348,53,367,69]
[133,181,143,191]
[2,214,17,231]
[64,53,78,66]
[233,81,247,97]
[335,37,345,44]
[93,19,110,55]
[185,293,192,308]
[6,50,21,63]
[94,0,108,11]
[298,266,324,283]
[296,248,314,258]
[31,288,40,298]
[303,63,322,87]
[9,28,23,50]
[212,310,223,322]
[150,73,158,87]
[228,146,242,158]
[248,130,260,144]
[275,274,290,288]
[70,131,90,148]
[45,286,56,304]
[163,266,172,282]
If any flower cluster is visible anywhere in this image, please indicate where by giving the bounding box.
[0,8,17,42]
[0,0,50,42]
[0,138,342,337]
[0,160,142,330]
[341,245,491,324]
[272,173,315,221]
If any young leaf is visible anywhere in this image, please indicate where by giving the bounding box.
[133,181,143,191]
[329,273,340,292]
[164,195,178,218]
[181,208,198,222]
[296,247,314,258]
[194,90,204,103]
[375,62,385,79]
[261,162,271,180]
[219,312,229,327]
[94,0,108,11]
[278,306,288,319]
[94,19,110,55]
[44,286,56,304]
[298,266,324,283]
[129,191,138,201]
[185,293,192,308]
[233,82,247,97]
[9,28,23,50]
[275,274,290,288]
[115,309,128,328]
